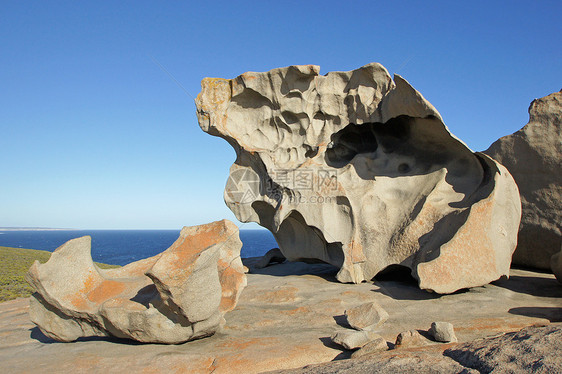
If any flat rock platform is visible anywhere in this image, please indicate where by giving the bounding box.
[1,259,561,373]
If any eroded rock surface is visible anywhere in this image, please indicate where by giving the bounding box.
[484,90,562,270]
[3,263,562,373]
[197,63,521,293]
[25,219,246,343]
[444,324,562,373]
[275,325,562,374]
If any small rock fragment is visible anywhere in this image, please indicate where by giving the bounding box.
[351,336,388,358]
[345,302,389,331]
[394,330,432,349]
[429,321,458,343]
[331,329,380,350]
[255,248,286,269]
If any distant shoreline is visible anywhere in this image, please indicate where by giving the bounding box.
[0,228,78,231]
[0,227,267,231]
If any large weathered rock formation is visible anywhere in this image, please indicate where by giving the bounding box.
[196,63,521,294]
[26,219,246,343]
[484,90,562,270]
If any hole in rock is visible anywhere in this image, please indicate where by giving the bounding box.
[274,210,345,270]
[326,123,378,167]
[130,285,158,308]
[373,264,417,284]
[398,163,410,173]
[326,116,413,168]
[326,116,424,169]
[304,145,319,158]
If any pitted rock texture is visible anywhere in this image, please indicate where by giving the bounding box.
[485,90,562,270]
[197,63,521,294]
[25,219,246,343]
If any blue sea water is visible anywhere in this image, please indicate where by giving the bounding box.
[0,229,277,266]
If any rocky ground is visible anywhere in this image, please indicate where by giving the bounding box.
[273,324,562,373]
[1,259,561,373]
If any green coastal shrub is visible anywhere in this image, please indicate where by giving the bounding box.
[0,246,119,302]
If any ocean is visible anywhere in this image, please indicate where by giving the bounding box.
[0,229,277,266]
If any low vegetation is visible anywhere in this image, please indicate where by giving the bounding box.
[0,246,118,302]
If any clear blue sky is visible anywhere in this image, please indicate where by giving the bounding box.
[1,1,560,229]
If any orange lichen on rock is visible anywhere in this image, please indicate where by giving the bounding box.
[249,285,300,304]
[197,63,521,293]
[279,306,312,315]
[454,317,537,334]
[26,220,246,344]
[217,260,247,313]
[87,280,127,304]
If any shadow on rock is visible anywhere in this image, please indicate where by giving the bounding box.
[369,265,441,301]
[416,329,435,341]
[333,314,351,329]
[492,275,562,298]
[371,281,441,301]
[318,337,353,361]
[30,327,56,344]
[29,327,143,345]
[508,307,562,323]
[444,324,562,374]
[244,259,340,282]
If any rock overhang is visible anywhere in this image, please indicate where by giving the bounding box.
[197,63,522,293]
